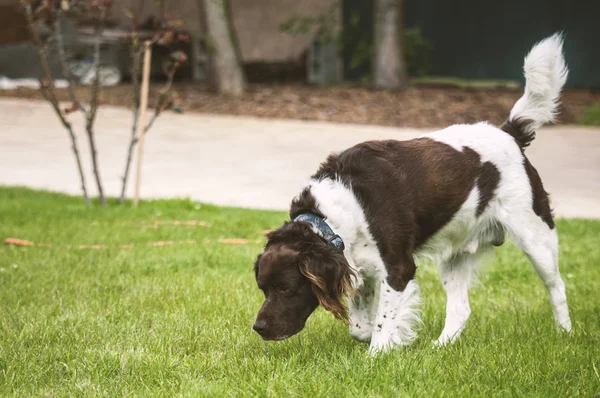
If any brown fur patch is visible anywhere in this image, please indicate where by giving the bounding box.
[289,187,324,219]
[310,138,500,292]
[300,264,354,323]
[501,118,555,228]
[523,156,555,229]
[262,222,355,322]
[501,118,535,149]
[477,161,501,216]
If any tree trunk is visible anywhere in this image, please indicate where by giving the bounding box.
[200,0,246,95]
[372,0,408,90]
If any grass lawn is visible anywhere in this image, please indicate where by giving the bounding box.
[1,187,599,397]
[581,103,600,126]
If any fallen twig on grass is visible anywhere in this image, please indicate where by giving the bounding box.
[143,220,210,228]
[4,238,34,246]
[89,220,210,228]
[4,237,261,249]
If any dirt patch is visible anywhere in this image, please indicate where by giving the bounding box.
[1,82,598,128]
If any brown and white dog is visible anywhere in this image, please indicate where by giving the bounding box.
[252,34,572,354]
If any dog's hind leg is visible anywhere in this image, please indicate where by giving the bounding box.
[435,250,483,346]
[502,210,572,332]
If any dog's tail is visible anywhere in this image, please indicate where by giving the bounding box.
[501,33,568,149]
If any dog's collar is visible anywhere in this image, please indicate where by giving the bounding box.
[293,213,345,251]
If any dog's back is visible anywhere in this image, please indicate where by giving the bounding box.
[418,33,567,256]
[311,34,567,263]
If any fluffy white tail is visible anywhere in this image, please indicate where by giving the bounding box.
[504,34,568,148]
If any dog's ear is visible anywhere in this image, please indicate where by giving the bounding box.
[300,249,355,323]
[253,253,262,279]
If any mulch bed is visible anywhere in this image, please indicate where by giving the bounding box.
[1,82,598,128]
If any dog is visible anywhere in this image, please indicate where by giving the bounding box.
[252,34,572,354]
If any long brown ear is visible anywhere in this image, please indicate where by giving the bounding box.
[300,249,355,323]
[253,253,262,279]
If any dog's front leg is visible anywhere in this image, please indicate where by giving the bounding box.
[349,277,379,342]
[368,278,422,355]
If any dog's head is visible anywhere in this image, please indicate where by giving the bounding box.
[252,222,354,340]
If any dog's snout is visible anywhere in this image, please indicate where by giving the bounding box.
[253,319,268,335]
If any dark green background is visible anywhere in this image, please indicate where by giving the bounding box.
[342,0,600,88]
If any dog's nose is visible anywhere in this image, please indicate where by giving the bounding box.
[253,320,268,335]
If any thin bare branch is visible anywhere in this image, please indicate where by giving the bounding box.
[85,5,108,206]
[119,40,142,204]
[125,62,177,177]
[119,0,181,205]
[55,8,87,114]
[87,10,105,126]
[143,63,177,132]
[21,0,90,206]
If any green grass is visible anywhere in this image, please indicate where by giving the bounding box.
[412,76,521,90]
[1,186,599,397]
[580,103,600,126]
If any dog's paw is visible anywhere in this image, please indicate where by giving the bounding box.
[432,338,449,348]
[557,320,573,335]
[368,341,391,356]
[433,333,459,347]
[368,333,408,355]
[350,324,373,343]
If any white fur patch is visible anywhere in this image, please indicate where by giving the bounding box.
[309,178,384,286]
[348,278,379,342]
[310,178,423,354]
[509,33,568,133]
[369,279,422,354]
[434,248,490,346]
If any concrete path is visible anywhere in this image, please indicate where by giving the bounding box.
[1,98,599,218]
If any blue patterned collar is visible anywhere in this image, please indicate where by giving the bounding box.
[293,213,345,251]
